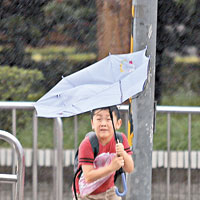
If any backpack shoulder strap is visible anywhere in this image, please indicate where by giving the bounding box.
[73,165,82,200]
[86,131,99,158]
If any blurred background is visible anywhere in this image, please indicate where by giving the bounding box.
[0,0,199,199]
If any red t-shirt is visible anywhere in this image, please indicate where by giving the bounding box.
[75,132,132,195]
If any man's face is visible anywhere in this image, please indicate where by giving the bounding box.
[91,109,121,141]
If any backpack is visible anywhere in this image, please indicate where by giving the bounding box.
[73,131,123,200]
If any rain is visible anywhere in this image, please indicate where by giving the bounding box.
[0,0,199,199]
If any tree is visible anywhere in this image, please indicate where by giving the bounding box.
[0,0,51,66]
[43,0,97,51]
[96,0,132,59]
[156,0,200,103]
[178,0,200,53]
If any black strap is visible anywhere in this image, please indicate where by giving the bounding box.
[73,166,82,200]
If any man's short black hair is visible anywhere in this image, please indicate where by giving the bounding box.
[90,105,121,120]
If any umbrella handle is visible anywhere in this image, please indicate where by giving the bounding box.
[115,172,127,197]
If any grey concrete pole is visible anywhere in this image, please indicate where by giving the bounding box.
[126,0,157,200]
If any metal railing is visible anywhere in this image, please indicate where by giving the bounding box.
[0,101,63,200]
[53,117,63,200]
[156,105,200,200]
[0,102,200,200]
[0,130,25,200]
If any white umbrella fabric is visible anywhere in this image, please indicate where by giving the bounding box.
[34,48,149,118]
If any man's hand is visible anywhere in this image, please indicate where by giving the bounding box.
[109,155,124,171]
[115,142,134,173]
[116,142,125,157]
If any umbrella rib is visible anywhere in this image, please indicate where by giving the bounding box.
[109,55,117,83]
[119,80,123,103]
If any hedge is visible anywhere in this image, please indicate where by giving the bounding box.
[0,66,44,101]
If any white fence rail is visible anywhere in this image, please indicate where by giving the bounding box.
[1,148,200,169]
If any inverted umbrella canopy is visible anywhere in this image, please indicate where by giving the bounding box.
[34,48,149,118]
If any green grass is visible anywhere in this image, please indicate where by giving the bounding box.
[174,56,200,64]
[153,93,200,150]
[161,92,200,106]
[25,45,97,63]
[68,53,96,62]
[25,46,76,55]
[153,113,200,150]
